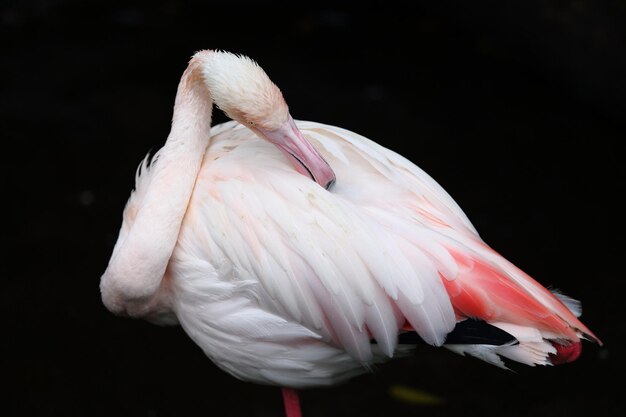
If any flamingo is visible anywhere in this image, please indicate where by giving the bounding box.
[100,50,601,417]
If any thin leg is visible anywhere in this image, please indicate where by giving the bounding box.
[281,387,302,417]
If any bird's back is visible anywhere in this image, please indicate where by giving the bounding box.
[155,120,598,387]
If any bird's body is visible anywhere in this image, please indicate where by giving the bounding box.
[170,119,463,387]
[101,50,599,411]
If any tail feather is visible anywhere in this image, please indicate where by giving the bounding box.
[550,289,583,318]
[392,239,600,368]
[399,317,589,367]
[441,247,601,344]
[443,321,579,367]
[444,344,509,369]
[429,243,601,367]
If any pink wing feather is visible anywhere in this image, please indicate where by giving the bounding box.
[441,246,599,343]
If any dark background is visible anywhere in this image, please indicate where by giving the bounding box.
[3,1,624,416]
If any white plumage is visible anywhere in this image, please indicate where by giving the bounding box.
[172,119,463,386]
[101,50,599,396]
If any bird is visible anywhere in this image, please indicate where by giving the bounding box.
[100,50,601,417]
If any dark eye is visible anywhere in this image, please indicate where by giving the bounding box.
[248,121,256,126]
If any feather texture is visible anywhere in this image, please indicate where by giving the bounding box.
[102,51,599,390]
[130,120,597,386]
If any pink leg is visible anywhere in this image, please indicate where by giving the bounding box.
[281,387,302,417]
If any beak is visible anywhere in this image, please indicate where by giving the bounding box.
[259,116,336,190]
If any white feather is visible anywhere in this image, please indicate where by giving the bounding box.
[103,52,596,390]
[445,344,508,369]
[164,120,473,384]
[551,289,583,317]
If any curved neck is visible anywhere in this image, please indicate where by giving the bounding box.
[101,57,212,314]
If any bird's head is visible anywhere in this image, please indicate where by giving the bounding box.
[199,50,288,130]
[195,50,336,189]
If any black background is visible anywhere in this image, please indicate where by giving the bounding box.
[4,1,624,416]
